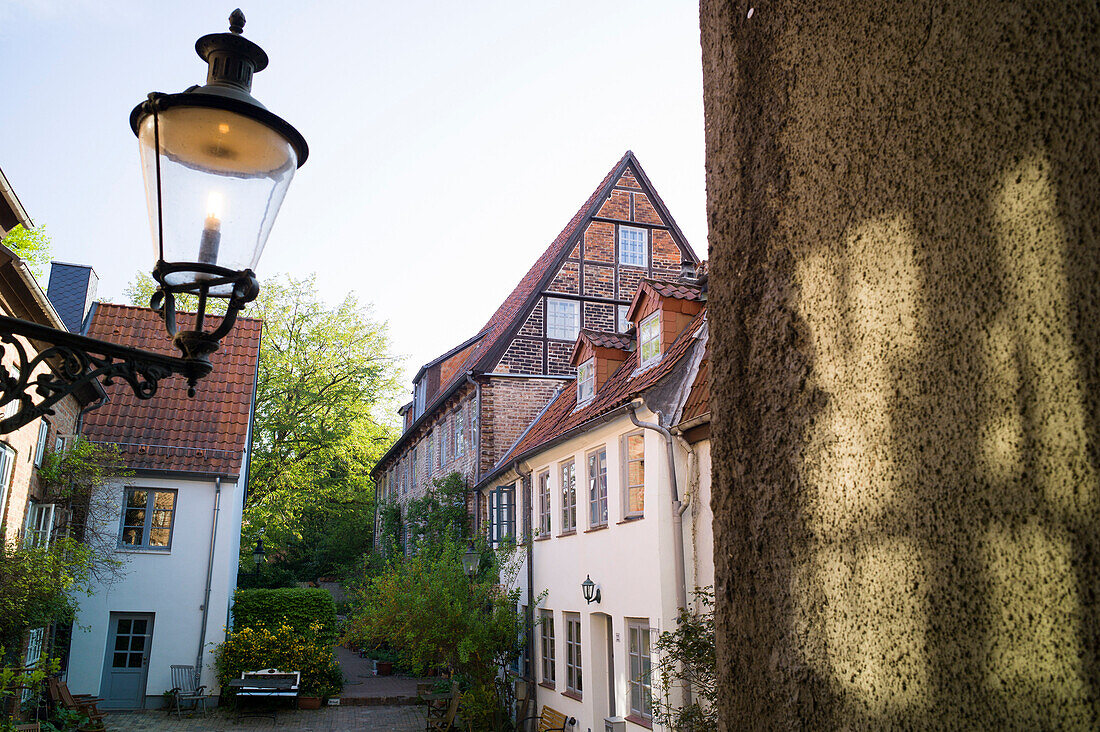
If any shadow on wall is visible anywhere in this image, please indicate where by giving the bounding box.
[701,1,1099,728]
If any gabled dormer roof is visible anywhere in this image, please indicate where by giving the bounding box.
[625,277,706,323]
[569,329,634,366]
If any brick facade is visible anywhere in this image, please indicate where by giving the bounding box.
[372,152,699,547]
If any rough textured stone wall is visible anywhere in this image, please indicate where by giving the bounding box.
[700,1,1100,728]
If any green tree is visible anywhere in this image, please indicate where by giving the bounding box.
[653,587,717,731]
[1,224,51,280]
[125,272,401,581]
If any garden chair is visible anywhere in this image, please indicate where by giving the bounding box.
[424,680,460,731]
[169,665,209,718]
[46,678,105,730]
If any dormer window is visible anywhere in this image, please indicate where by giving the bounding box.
[639,312,661,366]
[618,226,647,268]
[577,358,595,403]
[414,380,427,418]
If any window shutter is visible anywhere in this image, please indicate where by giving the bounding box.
[505,486,515,540]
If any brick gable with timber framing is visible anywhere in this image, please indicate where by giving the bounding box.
[372,152,698,542]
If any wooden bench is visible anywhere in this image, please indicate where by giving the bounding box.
[229,669,300,720]
[518,704,576,732]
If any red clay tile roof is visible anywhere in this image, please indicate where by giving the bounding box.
[679,349,709,424]
[483,309,708,484]
[579,330,634,351]
[81,303,261,476]
[643,278,706,302]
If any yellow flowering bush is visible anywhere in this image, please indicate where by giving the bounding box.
[214,621,342,698]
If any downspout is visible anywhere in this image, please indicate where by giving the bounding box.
[513,459,536,729]
[629,404,692,708]
[195,475,222,690]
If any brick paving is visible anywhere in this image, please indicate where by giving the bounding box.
[104,705,427,731]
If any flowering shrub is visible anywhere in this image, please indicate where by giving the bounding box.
[213,621,342,698]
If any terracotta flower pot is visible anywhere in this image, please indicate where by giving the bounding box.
[298,696,322,709]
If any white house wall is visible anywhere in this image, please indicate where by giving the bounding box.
[495,407,713,732]
[67,472,247,708]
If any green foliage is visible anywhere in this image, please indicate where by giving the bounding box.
[344,535,524,731]
[377,501,402,555]
[41,707,90,732]
[235,564,300,590]
[124,271,227,316]
[127,271,402,582]
[406,472,469,550]
[213,621,342,698]
[653,587,717,732]
[0,539,94,653]
[0,653,60,730]
[232,588,337,641]
[1,224,51,280]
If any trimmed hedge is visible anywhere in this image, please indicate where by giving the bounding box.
[232,588,336,639]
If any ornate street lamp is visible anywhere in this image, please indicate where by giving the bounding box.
[252,533,266,578]
[581,574,601,605]
[461,541,480,578]
[0,9,307,433]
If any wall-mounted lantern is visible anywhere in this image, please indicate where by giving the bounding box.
[582,574,601,605]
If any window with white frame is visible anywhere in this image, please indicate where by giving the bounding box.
[120,488,177,549]
[0,444,14,528]
[490,485,515,546]
[617,305,631,333]
[618,226,647,268]
[587,447,608,528]
[21,627,44,704]
[537,470,550,536]
[441,418,450,464]
[560,460,576,532]
[2,368,18,421]
[546,298,580,341]
[627,619,653,720]
[34,421,48,468]
[455,407,466,456]
[414,379,427,418]
[624,433,645,517]
[540,609,556,686]
[565,613,582,696]
[577,358,595,404]
[639,312,661,366]
[23,502,54,548]
[411,445,418,491]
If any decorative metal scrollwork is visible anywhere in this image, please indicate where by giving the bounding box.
[0,315,212,434]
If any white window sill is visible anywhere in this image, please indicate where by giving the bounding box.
[116,546,172,555]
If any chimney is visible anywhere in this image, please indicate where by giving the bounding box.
[679,259,698,282]
[46,262,99,333]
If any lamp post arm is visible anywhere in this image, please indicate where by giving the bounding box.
[0,314,212,433]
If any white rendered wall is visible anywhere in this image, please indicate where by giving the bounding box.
[493,408,713,732]
[67,472,246,707]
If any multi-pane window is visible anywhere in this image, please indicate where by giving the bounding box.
[577,359,595,404]
[23,502,54,548]
[411,446,418,491]
[565,613,582,696]
[624,433,645,516]
[456,407,466,456]
[34,421,48,468]
[537,470,551,536]
[560,460,576,532]
[546,298,580,341]
[490,485,515,546]
[588,448,608,528]
[618,226,647,267]
[628,620,653,720]
[441,420,449,464]
[639,312,661,366]
[618,305,631,333]
[0,444,15,528]
[120,488,177,549]
[414,380,427,418]
[540,610,556,686]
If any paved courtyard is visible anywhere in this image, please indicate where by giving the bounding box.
[104,705,427,731]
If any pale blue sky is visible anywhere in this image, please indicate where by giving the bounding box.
[0,1,707,401]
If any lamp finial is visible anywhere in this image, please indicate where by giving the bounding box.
[229,8,246,35]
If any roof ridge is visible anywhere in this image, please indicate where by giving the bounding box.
[96,300,262,324]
